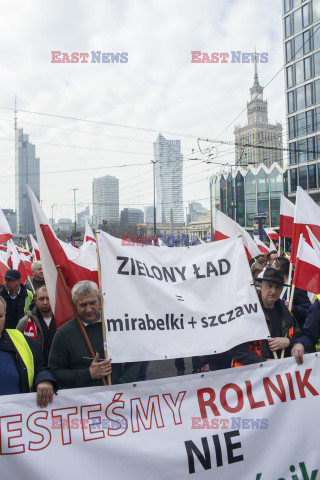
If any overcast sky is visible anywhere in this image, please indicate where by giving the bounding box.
[0,0,285,221]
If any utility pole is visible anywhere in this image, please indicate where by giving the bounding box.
[209,177,214,242]
[71,188,79,232]
[51,204,56,229]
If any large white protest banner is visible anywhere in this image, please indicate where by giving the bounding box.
[0,355,319,479]
[97,231,269,362]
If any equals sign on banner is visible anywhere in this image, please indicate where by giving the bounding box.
[175,295,185,302]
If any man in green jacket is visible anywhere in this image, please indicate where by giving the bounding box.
[49,280,141,388]
[0,269,33,329]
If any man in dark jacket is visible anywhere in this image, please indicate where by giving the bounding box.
[0,269,33,329]
[49,280,141,388]
[0,296,57,407]
[230,268,300,366]
[272,257,311,328]
[16,286,56,365]
[291,297,320,365]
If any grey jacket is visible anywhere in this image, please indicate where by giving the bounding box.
[17,306,45,350]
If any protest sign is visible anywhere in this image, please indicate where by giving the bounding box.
[97,231,269,362]
[0,355,319,479]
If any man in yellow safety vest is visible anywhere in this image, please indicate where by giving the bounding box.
[0,296,57,407]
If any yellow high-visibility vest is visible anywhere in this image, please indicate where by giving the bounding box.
[7,329,34,388]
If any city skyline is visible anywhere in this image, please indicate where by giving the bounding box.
[0,0,284,222]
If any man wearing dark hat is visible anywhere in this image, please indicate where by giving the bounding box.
[230,267,300,366]
[0,269,33,329]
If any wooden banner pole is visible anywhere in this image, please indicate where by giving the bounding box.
[27,276,36,295]
[288,283,296,313]
[95,229,111,386]
[56,265,107,386]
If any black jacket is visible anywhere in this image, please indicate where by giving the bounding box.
[0,329,58,394]
[0,284,34,329]
[49,318,141,389]
[283,286,311,328]
[294,300,320,352]
[230,294,301,366]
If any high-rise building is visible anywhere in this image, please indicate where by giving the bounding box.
[234,64,283,168]
[92,175,119,226]
[144,205,155,223]
[120,208,144,225]
[2,209,17,234]
[153,134,184,224]
[15,128,40,234]
[283,0,320,202]
[77,205,91,228]
[187,202,208,225]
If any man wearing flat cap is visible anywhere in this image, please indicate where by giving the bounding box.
[230,267,300,366]
[0,269,33,329]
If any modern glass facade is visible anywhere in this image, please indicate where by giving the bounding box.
[284,0,320,202]
[15,128,40,234]
[211,164,288,231]
[153,134,184,224]
[92,175,119,226]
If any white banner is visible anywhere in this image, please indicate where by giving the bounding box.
[0,355,319,479]
[97,232,269,362]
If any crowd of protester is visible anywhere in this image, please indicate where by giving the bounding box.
[0,240,319,408]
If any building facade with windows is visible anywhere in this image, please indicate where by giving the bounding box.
[284,0,320,201]
[153,134,184,224]
[15,128,40,234]
[92,175,119,226]
[211,163,288,232]
[234,65,283,168]
[120,208,144,225]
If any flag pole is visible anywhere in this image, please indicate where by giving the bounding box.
[20,258,36,295]
[288,283,296,312]
[56,265,107,387]
[95,229,111,386]
[26,276,35,295]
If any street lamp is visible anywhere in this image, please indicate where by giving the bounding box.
[71,188,79,232]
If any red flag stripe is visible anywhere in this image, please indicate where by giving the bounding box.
[0,233,12,244]
[291,223,320,263]
[293,258,320,294]
[279,215,293,238]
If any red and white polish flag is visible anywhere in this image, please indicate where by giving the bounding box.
[27,185,98,328]
[264,228,280,241]
[83,219,96,244]
[0,251,8,285]
[293,234,320,295]
[214,209,260,260]
[30,234,41,261]
[6,240,33,284]
[291,187,320,263]
[254,238,270,254]
[306,225,320,257]
[279,195,295,239]
[0,207,12,244]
